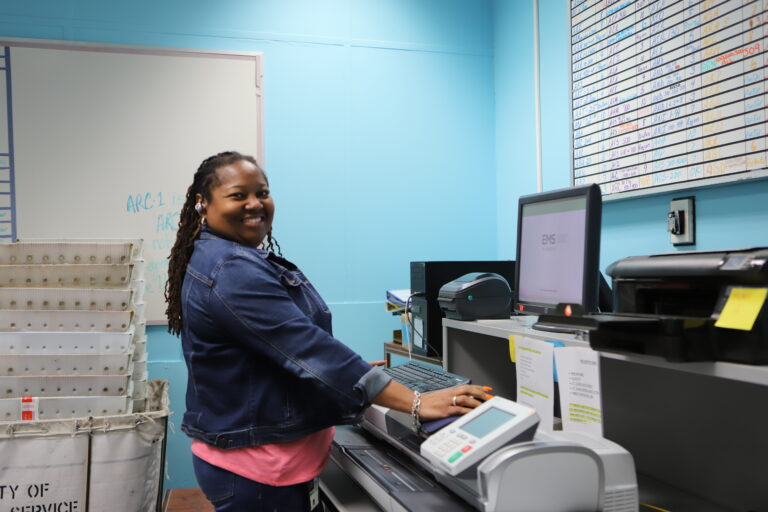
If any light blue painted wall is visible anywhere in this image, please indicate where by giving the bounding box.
[493,0,538,259]
[537,0,571,192]
[496,0,768,275]
[493,0,572,261]
[1,0,497,490]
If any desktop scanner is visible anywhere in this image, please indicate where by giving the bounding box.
[437,272,512,321]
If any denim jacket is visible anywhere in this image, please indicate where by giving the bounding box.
[180,227,390,449]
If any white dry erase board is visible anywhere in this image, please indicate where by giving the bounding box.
[571,0,767,199]
[0,38,264,323]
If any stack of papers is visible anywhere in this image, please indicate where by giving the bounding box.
[386,289,410,312]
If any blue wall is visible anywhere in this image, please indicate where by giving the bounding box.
[493,0,537,259]
[0,0,497,490]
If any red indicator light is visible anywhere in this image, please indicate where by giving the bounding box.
[565,304,572,317]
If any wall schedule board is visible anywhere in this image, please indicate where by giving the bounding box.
[571,0,767,198]
[0,39,264,322]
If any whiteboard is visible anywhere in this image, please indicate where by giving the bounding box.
[0,39,264,322]
[570,0,767,199]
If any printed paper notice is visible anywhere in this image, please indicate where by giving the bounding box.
[554,347,603,436]
[515,337,554,431]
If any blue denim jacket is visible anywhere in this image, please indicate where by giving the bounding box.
[180,228,391,448]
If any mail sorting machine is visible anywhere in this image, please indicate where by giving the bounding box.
[323,394,638,512]
[0,240,149,421]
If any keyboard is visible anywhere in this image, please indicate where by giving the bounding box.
[383,361,470,393]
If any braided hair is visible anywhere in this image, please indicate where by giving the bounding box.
[164,151,281,335]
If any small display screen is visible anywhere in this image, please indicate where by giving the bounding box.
[460,407,516,438]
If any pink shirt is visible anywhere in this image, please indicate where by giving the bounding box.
[192,427,335,486]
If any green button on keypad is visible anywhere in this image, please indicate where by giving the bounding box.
[448,451,464,463]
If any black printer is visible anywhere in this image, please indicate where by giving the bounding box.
[408,261,515,357]
[437,272,512,321]
[592,248,768,364]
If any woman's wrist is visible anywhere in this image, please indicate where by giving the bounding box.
[371,380,419,412]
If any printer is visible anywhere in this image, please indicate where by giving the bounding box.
[408,261,516,358]
[573,248,768,364]
[437,272,512,321]
[327,397,638,512]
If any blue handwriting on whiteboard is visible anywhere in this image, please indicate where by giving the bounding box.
[156,212,180,233]
[126,192,166,213]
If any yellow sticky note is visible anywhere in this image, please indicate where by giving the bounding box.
[508,335,517,363]
[715,287,767,331]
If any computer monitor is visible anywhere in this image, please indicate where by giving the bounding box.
[514,183,602,315]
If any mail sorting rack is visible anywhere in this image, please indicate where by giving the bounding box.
[0,240,148,421]
[13,238,150,411]
[0,330,135,421]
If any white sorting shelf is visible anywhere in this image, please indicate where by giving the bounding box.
[0,287,134,310]
[0,264,134,287]
[0,241,137,266]
[0,395,132,422]
[0,375,132,397]
[0,310,133,332]
[0,354,133,376]
[0,329,135,354]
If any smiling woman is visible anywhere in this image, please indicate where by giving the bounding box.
[163,151,488,511]
[195,159,275,249]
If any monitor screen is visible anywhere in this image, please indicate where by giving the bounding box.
[514,184,602,315]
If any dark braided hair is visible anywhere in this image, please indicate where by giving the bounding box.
[165,151,281,335]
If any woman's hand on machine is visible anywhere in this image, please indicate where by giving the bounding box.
[418,384,493,420]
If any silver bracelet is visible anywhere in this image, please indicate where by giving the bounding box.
[411,391,421,431]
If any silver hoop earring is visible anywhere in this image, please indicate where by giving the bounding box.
[201,217,207,226]
[195,203,203,214]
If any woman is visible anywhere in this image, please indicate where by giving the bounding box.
[165,151,489,511]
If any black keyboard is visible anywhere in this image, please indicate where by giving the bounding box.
[382,361,470,393]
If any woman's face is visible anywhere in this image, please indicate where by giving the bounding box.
[198,159,275,248]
